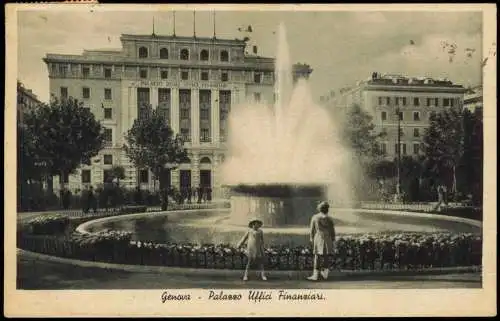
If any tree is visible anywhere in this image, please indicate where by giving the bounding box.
[123,104,188,208]
[110,165,126,187]
[27,96,105,194]
[458,108,483,204]
[342,104,386,162]
[422,107,464,195]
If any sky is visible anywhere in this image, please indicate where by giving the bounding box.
[17,7,485,103]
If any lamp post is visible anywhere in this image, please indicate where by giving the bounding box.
[395,106,402,201]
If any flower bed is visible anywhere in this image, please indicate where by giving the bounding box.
[18,231,482,271]
[25,214,70,235]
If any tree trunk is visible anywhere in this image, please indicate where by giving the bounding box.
[452,165,457,195]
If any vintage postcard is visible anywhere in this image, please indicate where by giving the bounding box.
[4,3,497,317]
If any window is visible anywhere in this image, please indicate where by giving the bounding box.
[254,92,261,103]
[200,128,210,142]
[81,170,91,184]
[180,128,191,142]
[413,128,420,137]
[138,46,148,58]
[220,50,229,62]
[434,98,439,106]
[201,71,209,81]
[443,98,450,107]
[139,169,149,184]
[395,97,399,106]
[414,97,420,106]
[181,71,189,80]
[413,111,420,121]
[413,143,420,155]
[200,108,210,120]
[103,128,112,146]
[426,98,431,106]
[450,98,455,107]
[103,154,113,165]
[59,64,68,76]
[82,67,90,78]
[399,111,404,121]
[254,73,262,84]
[180,48,189,60]
[139,69,148,79]
[82,87,90,99]
[161,70,168,79]
[386,97,390,105]
[380,142,387,155]
[104,88,112,100]
[160,48,169,59]
[378,97,383,105]
[60,87,68,99]
[221,72,229,82]
[104,108,112,119]
[402,143,407,155]
[381,111,387,121]
[402,97,407,106]
[200,49,209,61]
[180,108,190,119]
[104,68,112,79]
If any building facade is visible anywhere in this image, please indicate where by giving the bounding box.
[17,81,42,123]
[322,72,466,159]
[43,33,312,196]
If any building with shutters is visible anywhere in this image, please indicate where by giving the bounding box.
[17,81,42,123]
[43,33,312,196]
[320,72,466,160]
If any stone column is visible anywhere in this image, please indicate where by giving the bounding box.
[191,153,200,187]
[191,89,200,145]
[171,87,179,134]
[151,87,158,109]
[212,89,220,143]
[171,169,179,191]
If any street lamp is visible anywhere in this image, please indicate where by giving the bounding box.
[395,106,402,201]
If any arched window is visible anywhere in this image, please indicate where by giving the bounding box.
[200,49,209,61]
[180,48,189,60]
[160,48,169,59]
[138,47,148,58]
[220,50,229,62]
[200,157,211,164]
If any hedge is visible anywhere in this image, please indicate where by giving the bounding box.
[17,232,482,271]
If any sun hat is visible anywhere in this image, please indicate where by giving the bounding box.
[248,218,263,228]
[317,201,330,213]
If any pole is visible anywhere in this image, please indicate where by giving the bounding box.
[213,11,216,39]
[396,106,401,199]
[193,11,196,38]
[173,11,176,37]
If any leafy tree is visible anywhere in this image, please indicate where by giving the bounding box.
[457,108,483,204]
[123,104,188,207]
[110,165,126,187]
[26,96,105,194]
[342,104,386,162]
[422,107,464,195]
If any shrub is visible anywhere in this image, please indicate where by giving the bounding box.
[26,214,70,235]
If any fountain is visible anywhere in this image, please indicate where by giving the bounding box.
[221,22,353,226]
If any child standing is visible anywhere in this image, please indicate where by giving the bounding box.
[237,218,267,281]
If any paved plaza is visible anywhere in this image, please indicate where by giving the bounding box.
[17,251,481,290]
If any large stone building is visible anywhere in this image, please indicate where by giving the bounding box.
[321,72,466,159]
[43,33,312,196]
[17,81,42,123]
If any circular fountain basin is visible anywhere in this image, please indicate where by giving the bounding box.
[78,208,482,248]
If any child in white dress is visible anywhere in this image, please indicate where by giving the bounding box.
[237,218,267,281]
